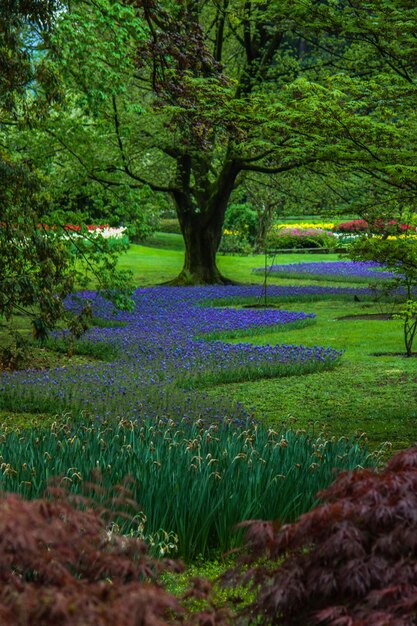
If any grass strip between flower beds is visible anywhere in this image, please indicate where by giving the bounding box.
[45,337,120,361]
[256,271,388,284]
[202,293,380,308]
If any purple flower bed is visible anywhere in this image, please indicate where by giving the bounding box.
[0,286,346,424]
[253,261,394,281]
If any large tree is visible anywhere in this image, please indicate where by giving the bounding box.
[48,0,417,283]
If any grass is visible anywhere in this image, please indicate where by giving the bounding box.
[161,555,253,615]
[117,241,184,285]
[117,240,347,286]
[1,231,415,588]
[44,336,119,361]
[206,299,417,452]
[141,232,187,251]
[2,239,416,451]
[0,313,121,368]
[0,314,125,426]
[196,317,317,341]
[255,269,389,283]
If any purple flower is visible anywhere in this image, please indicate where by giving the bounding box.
[253,261,394,280]
[0,285,348,424]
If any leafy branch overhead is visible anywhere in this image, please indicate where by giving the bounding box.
[0,1,135,345]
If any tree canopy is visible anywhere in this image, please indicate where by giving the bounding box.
[3,0,417,287]
[35,0,417,283]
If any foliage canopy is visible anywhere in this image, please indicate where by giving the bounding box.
[41,0,417,282]
[0,0,134,355]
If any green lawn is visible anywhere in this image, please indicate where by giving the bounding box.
[208,300,417,452]
[119,237,345,285]
[1,236,416,583]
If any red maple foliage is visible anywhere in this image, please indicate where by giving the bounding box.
[0,489,184,625]
[228,447,417,626]
[7,448,417,626]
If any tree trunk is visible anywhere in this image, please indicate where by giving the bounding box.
[169,158,240,285]
[174,210,232,284]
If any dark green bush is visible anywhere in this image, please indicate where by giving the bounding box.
[266,227,337,250]
[218,231,252,255]
[224,203,258,245]
[160,218,182,234]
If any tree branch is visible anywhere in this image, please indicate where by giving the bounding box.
[45,128,177,193]
[240,156,322,174]
[214,0,228,62]
[243,1,253,62]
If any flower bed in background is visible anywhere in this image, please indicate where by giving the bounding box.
[36,224,129,247]
[267,226,337,250]
[275,222,335,231]
[253,261,395,283]
[63,224,128,239]
[37,223,127,238]
[335,219,368,232]
[335,218,416,234]
[60,224,130,251]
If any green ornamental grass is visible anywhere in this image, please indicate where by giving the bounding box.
[0,417,377,561]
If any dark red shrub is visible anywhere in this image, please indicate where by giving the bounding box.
[371,219,415,234]
[228,447,417,626]
[335,220,368,233]
[0,490,184,625]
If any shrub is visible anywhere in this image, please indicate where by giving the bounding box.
[223,203,258,245]
[336,219,416,234]
[0,488,183,626]
[160,218,182,234]
[218,230,252,255]
[0,331,30,370]
[335,219,369,232]
[372,219,416,235]
[350,235,417,356]
[266,227,337,250]
[228,446,417,626]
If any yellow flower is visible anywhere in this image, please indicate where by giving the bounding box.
[386,234,417,240]
[274,222,335,230]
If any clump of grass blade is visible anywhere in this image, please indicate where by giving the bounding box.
[179,354,343,389]
[0,417,377,560]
